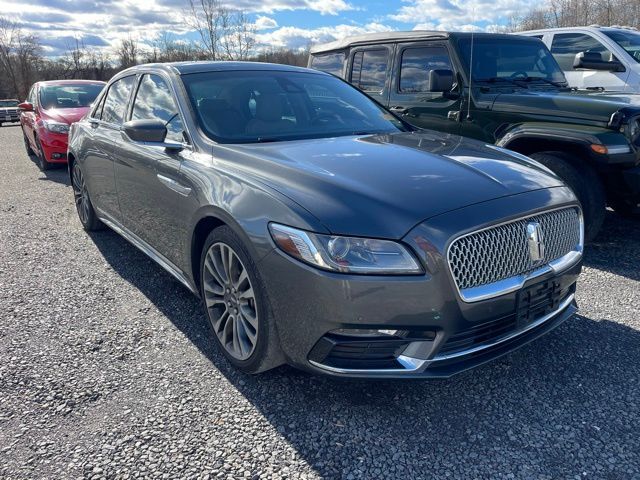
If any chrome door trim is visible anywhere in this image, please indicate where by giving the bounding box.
[96,209,198,295]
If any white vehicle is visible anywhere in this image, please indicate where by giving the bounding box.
[520,26,640,92]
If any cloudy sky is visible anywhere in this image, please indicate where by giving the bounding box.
[1,0,544,56]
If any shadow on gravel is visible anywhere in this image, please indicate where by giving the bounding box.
[88,224,640,478]
[584,211,640,281]
[28,156,70,185]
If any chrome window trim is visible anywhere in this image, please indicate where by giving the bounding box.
[446,206,584,303]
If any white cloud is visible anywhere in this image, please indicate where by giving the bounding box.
[392,0,541,31]
[254,15,278,30]
[255,22,392,51]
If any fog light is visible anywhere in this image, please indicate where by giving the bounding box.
[332,328,400,337]
[51,152,65,159]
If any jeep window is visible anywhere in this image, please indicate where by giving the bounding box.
[399,46,453,93]
[458,37,566,84]
[132,74,185,143]
[182,70,409,144]
[101,76,136,125]
[551,33,616,70]
[311,52,345,77]
[350,49,388,93]
[39,84,104,110]
[603,30,640,63]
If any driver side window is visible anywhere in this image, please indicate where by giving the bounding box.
[131,74,184,143]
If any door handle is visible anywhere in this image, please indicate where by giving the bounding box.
[389,106,409,115]
[157,174,191,196]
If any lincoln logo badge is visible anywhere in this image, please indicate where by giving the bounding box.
[526,222,545,262]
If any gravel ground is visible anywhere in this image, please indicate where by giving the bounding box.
[0,124,639,480]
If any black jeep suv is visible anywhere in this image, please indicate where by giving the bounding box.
[309,31,640,240]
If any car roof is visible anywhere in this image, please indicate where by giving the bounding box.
[520,26,639,34]
[37,79,106,87]
[119,61,324,76]
[309,31,536,54]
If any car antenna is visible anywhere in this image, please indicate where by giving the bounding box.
[467,26,475,121]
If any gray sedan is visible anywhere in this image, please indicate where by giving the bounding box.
[68,62,583,378]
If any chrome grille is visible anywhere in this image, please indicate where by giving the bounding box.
[448,208,581,291]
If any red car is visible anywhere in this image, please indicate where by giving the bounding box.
[20,80,105,170]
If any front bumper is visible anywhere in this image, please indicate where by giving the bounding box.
[0,113,19,123]
[38,129,69,163]
[260,187,583,378]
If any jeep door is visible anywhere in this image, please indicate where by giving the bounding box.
[387,42,462,135]
[347,45,393,106]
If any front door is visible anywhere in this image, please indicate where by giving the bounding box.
[115,73,192,268]
[387,42,462,135]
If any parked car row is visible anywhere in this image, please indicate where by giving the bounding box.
[11,29,638,379]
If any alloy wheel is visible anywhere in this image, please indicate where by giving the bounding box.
[202,242,259,360]
[72,163,91,225]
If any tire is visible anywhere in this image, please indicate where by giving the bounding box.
[33,135,51,171]
[530,152,606,242]
[199,226,284,374]
[23,131,34,156]
[71,161,103,231]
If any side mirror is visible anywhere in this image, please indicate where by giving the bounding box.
[123,119,183,151]
[573,51,625,72]
[18,102,33,111]
[429,69,455,93]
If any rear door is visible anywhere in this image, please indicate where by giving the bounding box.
[115,72,192,268]
[347,45,393,106]
[82,75,137,221]
[388,42,462,134]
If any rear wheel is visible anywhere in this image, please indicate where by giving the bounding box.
[530,152,606,242]
[71,162,102,231]
[200,226,283,374]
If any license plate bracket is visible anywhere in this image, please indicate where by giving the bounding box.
[515,279,562,328]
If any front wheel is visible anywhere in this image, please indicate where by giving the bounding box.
[530,152,606,242]
[33,135,51,171]
[200,226,283,374]
[23,131,34,156]
[71,162,102,231]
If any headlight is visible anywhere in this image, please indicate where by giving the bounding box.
[269,223,423,275]
[42,120,70,134]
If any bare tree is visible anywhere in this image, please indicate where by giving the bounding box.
[115,36,139,68]
[220,11,256,61]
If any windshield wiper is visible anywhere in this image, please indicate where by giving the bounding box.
[516,76,567,87]
[476,77,528,88]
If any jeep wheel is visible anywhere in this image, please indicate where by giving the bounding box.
[530,152,605,242]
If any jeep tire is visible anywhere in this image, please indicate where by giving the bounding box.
[530,152,606,242]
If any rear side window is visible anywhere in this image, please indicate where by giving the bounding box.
[311,53,345,77]
[399,46,453,93]
[551,33,614,70]
[131,74,184,143]
[350,49,389,93]
[101,76,136,125]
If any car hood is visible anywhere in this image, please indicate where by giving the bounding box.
[41,107,90,125]
[491,88,640,123]
[224,131,565,239]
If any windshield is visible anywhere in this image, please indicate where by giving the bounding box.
[39,84,104,110]
[0,100,18,107]
[457,37,567,85]
[181,70,409,144]
[604,30,640,63]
